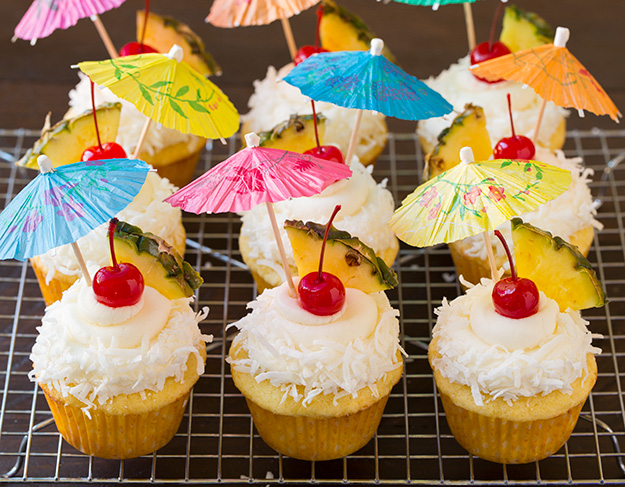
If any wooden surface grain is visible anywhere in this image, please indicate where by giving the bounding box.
[1,0,623,132]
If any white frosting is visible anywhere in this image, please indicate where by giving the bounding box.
[459,147,603,265]
[431,280,601,406]
[30,279,212,410]
[38,171,183,280]
[68,73,197,156]
[228,281,403,405]
[239,159,397,278]
[242,64,388,161]
[417,56,569,150]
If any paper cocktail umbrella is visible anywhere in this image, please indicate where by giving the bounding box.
[76,45,240,157]
[283,38,453,163]
[0,155,150,284]
[390,146,571,277]
[206,0,320,59]
[470,27,622,142]
[13,0,123,58]
[166,132,352,295]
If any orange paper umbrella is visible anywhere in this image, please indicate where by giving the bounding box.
[470,27,622,141]
[206,0,321,58]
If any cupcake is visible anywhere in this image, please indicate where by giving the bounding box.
[31,171,186,306]
[29,222,209,459]
[448,146,602,286]
[428,219,605,464]
[66,73,206,187]
[229,218,403,460]
[238,158,399,292]
[241,64,388,166]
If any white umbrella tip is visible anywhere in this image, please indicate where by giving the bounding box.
[370,38,384,56]
[166,44,184,63]
[37,155,54,174]
[244,132,260,148]
[554,27,570,48]
[459,147,475,164]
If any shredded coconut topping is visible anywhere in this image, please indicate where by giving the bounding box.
[30,280,211,411]
[431,280,601,406]
[228,285,403,406]
[242,64,388,162]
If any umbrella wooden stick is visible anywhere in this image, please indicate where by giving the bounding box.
[482,231,498,280]
[265,202,298,297]
[132,118,153,160]
[345,110,363,165]
[90,14,119,59]
[463,3,476,51]
[532,98,547,144]
[280,18,298,59]
[71,242,92,286]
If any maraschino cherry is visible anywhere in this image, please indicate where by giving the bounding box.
[491,230,539,319]
[93,218,145,308]
[298,205,346,316]
[81,80,127,162]
[470,2,511,83]
[293,5,329,66]
[303,99,344,164]
[118,0,158,56]
[493,94,536,160]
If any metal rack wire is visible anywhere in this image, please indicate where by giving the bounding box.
[1,128,625,484]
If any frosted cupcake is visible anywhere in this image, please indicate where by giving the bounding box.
[66,73,206,187]
[30,226,210,459]
[238,159,399,292]
[31,171,186,305]
[241,64,388,166]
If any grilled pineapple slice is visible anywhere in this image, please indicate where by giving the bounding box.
[511,218,606,312]
[113,221,202,299]
[285,219,397,293]
[500,5,554,52]
[319,0,396,63]
[424,104,492,180]
[250,114,327,153]
[17,103,121,169]
[137,10,221,76]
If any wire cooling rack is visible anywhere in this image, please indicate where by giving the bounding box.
[1,128,625,485]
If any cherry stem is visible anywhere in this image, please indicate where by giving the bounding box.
[494,229,517,281]
[315,4,323,48]
[506,93,516,138]
[140,0,150,53]
[318,205,341,280]
[488,1,504,50]
[108,218,119,270]
[90,80,102,150]
[311,100,321,149]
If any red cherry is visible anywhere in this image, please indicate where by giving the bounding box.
[298,205,346,315]
[92,219,145,308]
[119,42,158,56]
[294,45,329,65]
[304,145,344,164]
[82,142,127,162]
[493,93,536,160]
[491,230,540,319]
[470,41,511,83]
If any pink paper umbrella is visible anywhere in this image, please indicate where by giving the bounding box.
[13,0,125,58]
[166,132,352,295]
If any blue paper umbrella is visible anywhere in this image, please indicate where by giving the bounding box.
[0,156,150,263]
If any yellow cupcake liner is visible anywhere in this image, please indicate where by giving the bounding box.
[439,390,585,464]
[42,385,190,459]
[246,395,390,461]
[30,256,76,306]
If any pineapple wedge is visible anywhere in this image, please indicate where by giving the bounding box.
[500,5,554,52]
[424,104,492,180]
[137,10,222,76]
[248,114,326,153]
[17,103,121,169]
[511,218,606,312]
[285,219,397,293]
[319,0,396,63]
[113,221,203,299]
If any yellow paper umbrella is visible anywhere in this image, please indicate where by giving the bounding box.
[76,45,239,154]
[390,147,571,250]
[470,27,622,141]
